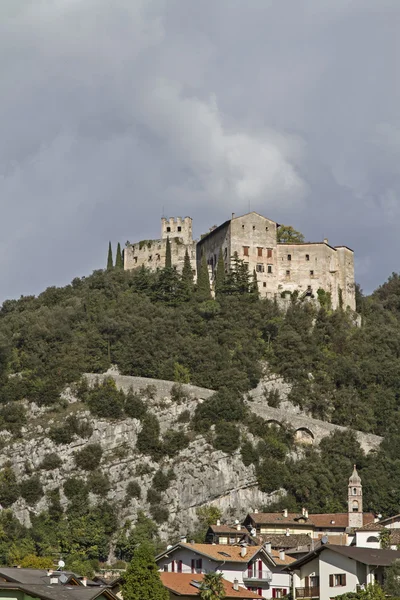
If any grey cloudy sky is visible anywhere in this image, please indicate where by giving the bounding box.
[1,0,399,301]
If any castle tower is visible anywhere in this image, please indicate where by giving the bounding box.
[161,217,193,246]
[348,465,363,528]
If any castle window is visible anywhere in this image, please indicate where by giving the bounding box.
[287,254,291,261]
[267,265,272,274]
[243,246,249,257]
[267,248,273,259]
[256,264,264,273]
[306,254,310,261]
[253,225,256,230]
[224,248,228,258]
[177,226,182,232]
[263,282,267,288]
[156,254,160,261]
[286,270,290,277]
[307,285,312,291]
[266,227,269,231]
[148,255,152,261]
[353,488,357,495]
[167,227,171,232]
[352,500,359,512]
[310,270,314,276]
[134,257,138,264]
[257,247,263,257]
[242,224,245,229]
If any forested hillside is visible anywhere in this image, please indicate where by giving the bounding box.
[1,261,400,572]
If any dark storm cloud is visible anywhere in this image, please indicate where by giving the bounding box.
[0,0,399,299]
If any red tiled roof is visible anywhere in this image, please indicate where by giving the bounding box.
[270,550,296,566]
[247,513,375,529]
[208,526,243,534]
[160,573,262,598]
[180,544,262,563]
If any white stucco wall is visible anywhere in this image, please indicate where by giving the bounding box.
[355,531,380,548]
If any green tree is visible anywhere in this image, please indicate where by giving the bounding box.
[115,243,123,269]
[200,572,226,600]
[214,250,226,297]
[277,225,305,243]
[122,542,169,600]
[165,237,172,269]
[250,269,259,298]
[384,560,400,596]
[180,249,194,299]
[196,256,211,301]
[107,242,114,270]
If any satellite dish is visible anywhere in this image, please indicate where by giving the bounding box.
[321,536,328,545]
[58,560,65,569]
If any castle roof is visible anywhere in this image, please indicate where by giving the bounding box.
[349,465,362,485]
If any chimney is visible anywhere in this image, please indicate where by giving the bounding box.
[50,575,59,585]
[240,546,247,557]
[181,535,187,543]
[286,529,290,537]
[302,507,306,516]
[82,578,87,587]
[233,579,239,591]
[216,519,221,527]
[232,213,236,219]
[279,550,285,561]
[323,238,328,244]
[264,542,271,554]
[305,510,309,519]
[254,508,259,514]
[237,523,241,531]
[47,570,54,576]
[283,509,288,518]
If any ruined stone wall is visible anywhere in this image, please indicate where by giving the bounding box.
[196,221,231,279]
[336,247,356,311]
[124,237,196,274]
[161,216,193,246]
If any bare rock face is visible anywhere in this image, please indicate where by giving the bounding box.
[1,372,381,537]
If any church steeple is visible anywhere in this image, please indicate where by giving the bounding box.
[348,464,363,528]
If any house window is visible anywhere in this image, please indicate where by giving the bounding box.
[243,246,249,257]
[272,589,287,598]
[177,226,181,232]
[287,254,291,261]
[167,227,171,232]
[267,248,273,258]
[306,254,310,261]
[310,270,314,276]
[329,574,346,587]
[310,576,319,588]
[256,264,264,273]
[257,247,263,257]
[191,559,202,574]
[163,565,168,572]
[267,265,272,274]
[263,282,267,288]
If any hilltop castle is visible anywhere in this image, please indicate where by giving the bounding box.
[124,212,356,311]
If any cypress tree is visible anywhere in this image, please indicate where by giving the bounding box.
[115,242,123,269]
[180,249,194,300]
[196,256,211,301]
[122,542,169,600]
[214,250,226,297]
[165,237,172,269]
[107,242,113,270]
[250,269,259,299]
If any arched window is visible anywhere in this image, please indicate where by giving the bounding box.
[353,488,357,495]
[367,536,379,544]
[352,500,359,512]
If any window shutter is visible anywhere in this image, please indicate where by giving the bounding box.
[342,574,346,586]
[171,561,175,572]
[191,559,195,573]
[248,563,252,578]
[329,575,334,587]
[178,561,182,573]
[272,589,276,598]
[305,577,309,588]
[283,590,287,596]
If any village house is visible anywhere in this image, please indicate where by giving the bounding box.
[286,545,400,600]
[156,542,294,599]
[205,521,254,545]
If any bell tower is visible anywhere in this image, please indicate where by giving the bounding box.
[348,465,363,528]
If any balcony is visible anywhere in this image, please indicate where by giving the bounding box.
[295,587,319,598]
[243,571,273,584]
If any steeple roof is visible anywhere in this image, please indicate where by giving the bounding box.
[349,464,362,485]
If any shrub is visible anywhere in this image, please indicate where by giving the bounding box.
[171,383,188,403]
[39,453,62,470]
[141,385,157,400]
[163,429,190,457]
[193,388,246,432]
[126,481,141,500]
[74,443,103,471]
[87,471,110,495]
[241,440,258,466]
[20,475,43,505]
[67,414,93,438]
[48,425,74,445]
[0,466,20,507]
[136,414,162,460]
[150,504,169,524]
[82,378,125,419]
[124,390,147,420]
[177,409,191,423]
[152,469,174,492]
[146,488,162,505]
[64,477,88,500]
[213,422,240,454]
[0,402,26,435]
